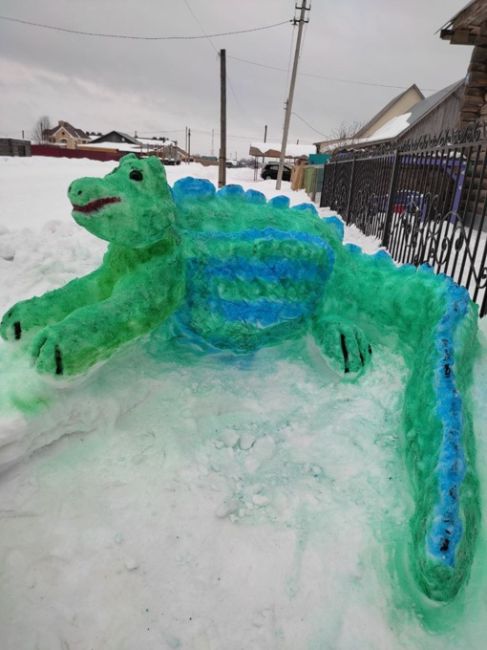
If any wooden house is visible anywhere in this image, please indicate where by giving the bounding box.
[440,0,487,125]
[440,0,487,227]
[316,80,465,153]
[315,84,425,152]
[354,84,425,138]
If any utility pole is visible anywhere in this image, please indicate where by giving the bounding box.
[263,124,268,143]
[188,128,191,161]
[185,126,188,161]
[276,1,310,190]
[218,48,227,188]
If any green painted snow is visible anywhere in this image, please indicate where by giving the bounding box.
[0,154,482,611]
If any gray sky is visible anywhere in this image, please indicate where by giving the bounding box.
[0,0,472,158]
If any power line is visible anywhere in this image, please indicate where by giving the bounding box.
[183,0,217,52]
[139,130,186,135]
[228,55,439,92]
[0,14,290,41]
[192,129,257,141]
[182,0,245,115]
[292,112,327,137]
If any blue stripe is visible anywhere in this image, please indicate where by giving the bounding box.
[191,227,335,256]
[189,256,329,284]
[212,298,311,327]
[426,282,470,567]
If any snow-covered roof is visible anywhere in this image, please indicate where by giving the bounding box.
[249,142,315,158]
[319,80,465,153]
[138,138,176,147]
[367,112,412,140]
[90,131,140,145]
[81,142,141,153]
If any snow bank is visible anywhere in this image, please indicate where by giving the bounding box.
[0,157,486,650]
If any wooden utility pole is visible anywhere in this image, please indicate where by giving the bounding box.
[188,127,191,160]
[276,1,310,189]
[264,124,268,142]
[218,48,227,188]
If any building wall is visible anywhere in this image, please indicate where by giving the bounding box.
[362,87,424,138]
[48,127,88,149]
[397,87,464,143]
[0,139,32,156]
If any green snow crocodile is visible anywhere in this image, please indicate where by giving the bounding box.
[0,154,480,606]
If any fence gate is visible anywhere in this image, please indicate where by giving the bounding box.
[320,122,487,317]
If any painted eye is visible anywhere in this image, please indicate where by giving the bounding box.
[129,169,143,181]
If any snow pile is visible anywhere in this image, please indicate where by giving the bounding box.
[0,157,486,650]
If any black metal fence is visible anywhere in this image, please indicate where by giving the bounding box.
[320,122,487,317]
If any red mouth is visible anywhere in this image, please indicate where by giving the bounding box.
[72,196,121,214]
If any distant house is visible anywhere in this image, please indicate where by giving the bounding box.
[316,80,465,153]
[249,142,315,160]
[83,131,184,163]
[90,130,140,146]
[440,0,487,125]
[355,84,425,138]
[43,121,90,149]
[315,84,425,151]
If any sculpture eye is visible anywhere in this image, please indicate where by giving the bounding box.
[129,169,143,181]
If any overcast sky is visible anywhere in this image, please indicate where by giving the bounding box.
[0,0,472,158]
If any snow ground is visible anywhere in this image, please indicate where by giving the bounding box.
[0,157,486,650]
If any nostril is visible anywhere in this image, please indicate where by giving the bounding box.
[77,190,82,196]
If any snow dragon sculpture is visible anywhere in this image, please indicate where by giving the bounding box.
[0,154,480,606]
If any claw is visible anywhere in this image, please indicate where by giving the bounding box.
[340,333,350,373]
[55,345,63,375]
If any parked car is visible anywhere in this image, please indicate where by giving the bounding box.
[377,190,430,221]
[261,163,292,181]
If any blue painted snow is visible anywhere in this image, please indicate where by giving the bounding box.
[269,195,291,209]
[197,257,329,284]
[245,189,266,204]
[212,297,312,327]
[322,216,345,241]
[172,177,216,203]
[217,184,245,199]
[426,280,470,567]
[292,202,319,216]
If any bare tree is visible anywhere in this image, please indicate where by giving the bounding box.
[330,120,364,147]
[32,115,51,143]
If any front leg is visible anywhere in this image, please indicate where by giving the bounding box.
[31,256,185,376]
[0,267,112,342]
[312,315,372,375]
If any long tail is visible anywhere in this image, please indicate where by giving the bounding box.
[404,276,480,601]
[321,227,481,603]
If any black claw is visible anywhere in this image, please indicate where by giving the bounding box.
[340,333,350,374]
[14,321,21,340]
[355,332,365,367]
[54,345,64,375]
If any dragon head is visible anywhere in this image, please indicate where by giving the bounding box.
[68,154,177,248]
